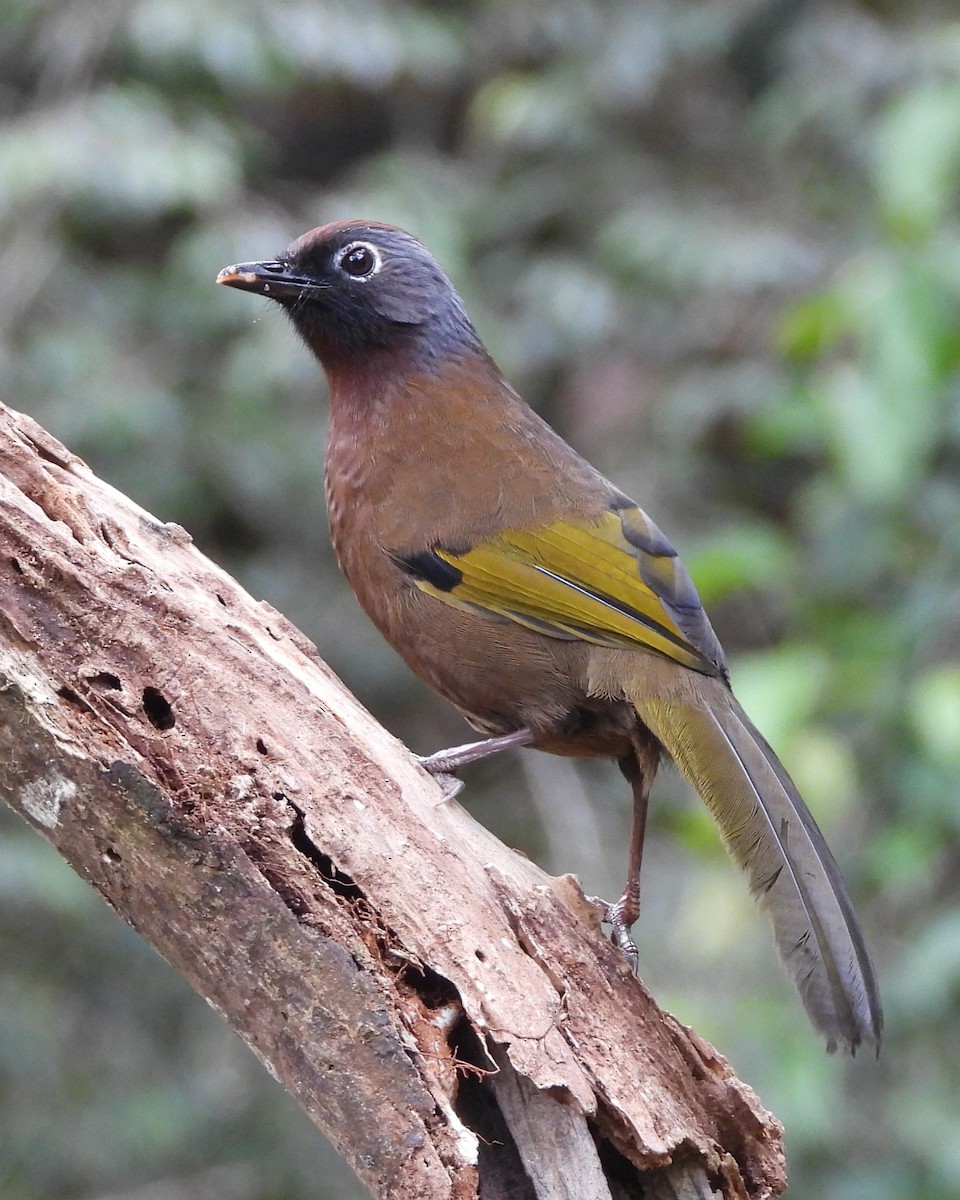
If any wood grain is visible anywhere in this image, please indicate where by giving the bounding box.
[0,404,785,1199]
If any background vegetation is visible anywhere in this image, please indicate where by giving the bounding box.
[1,1,959,1196]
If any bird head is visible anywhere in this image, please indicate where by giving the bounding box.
[217,220,480,368]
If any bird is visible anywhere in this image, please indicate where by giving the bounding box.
[217,219,882,1054]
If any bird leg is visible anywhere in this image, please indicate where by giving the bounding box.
[417,727,536,799]
[589,736,657,970]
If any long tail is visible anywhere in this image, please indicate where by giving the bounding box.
[635,680,883,1054]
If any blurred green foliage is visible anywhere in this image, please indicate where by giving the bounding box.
[1,1,959,1197]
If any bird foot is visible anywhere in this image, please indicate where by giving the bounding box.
[415,756,465,802]
[586,893,640,972]
[416,729,536,803]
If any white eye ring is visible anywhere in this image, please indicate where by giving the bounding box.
[335,241,383,280]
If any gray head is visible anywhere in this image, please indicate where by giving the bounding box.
[217,220,481,367]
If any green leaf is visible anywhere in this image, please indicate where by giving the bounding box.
[875,84,960,238]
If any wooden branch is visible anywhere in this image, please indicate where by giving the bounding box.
[0,403,786,1199]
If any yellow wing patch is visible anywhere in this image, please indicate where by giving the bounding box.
[403,507,726,677]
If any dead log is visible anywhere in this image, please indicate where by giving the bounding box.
[0,403,786,1199]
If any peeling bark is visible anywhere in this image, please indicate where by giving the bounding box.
[0,404,786,1199]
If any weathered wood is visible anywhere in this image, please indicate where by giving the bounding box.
[0,403,786,1198]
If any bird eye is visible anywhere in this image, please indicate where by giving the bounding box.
[336,242,381,280]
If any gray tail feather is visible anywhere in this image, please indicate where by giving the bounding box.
[636,684,882,1054]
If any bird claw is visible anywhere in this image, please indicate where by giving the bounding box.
[587,893,640,972]
[415,756,465,802]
